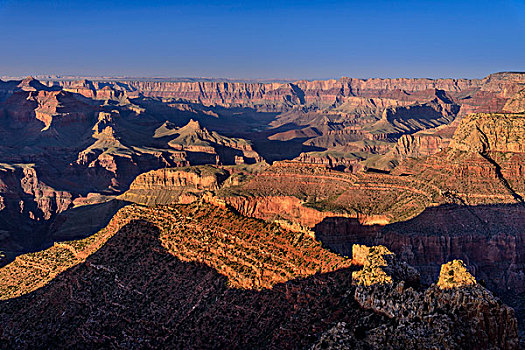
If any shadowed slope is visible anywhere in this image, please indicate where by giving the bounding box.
[0,218,517,349]
[0,210,376,349]
[0,202,352,300]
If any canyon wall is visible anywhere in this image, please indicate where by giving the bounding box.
[42,72,525,113]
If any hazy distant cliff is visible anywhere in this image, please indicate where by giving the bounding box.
[41,72,525,113]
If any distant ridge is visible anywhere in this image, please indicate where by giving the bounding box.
[0,75,297,84]
[2,71,524,84]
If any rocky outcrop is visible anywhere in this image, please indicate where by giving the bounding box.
[160,119,263,165]
[504,89,525,113]
[0,164,74,254]
[316,202,525,290]
[1,88,95,132]
[376,93,460,134]
[312,245,519,349]
[450,113,525,153]
[293,151,363,172]
[119,166,229,205]
[437,259,477,289]
[0,164,73,222]
[392,133,449,157]
[351,244,419,287]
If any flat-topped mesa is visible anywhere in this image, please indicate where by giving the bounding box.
[119,166,229,206]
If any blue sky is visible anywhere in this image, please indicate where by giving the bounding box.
[1,0,524,79]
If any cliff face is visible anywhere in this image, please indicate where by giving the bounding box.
[160,119,263,165]
[0,164,73,252]
[119,166,229,205]
[386,120,458,164]
[44,77,482,108]
[224,194,353,230]
[449,113,525,153]
[42,73,524,116]
[504,88,525,113]
[1,89,95,135]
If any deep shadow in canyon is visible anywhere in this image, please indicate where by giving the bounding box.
[0,220,380,349]
[0,199,129,267]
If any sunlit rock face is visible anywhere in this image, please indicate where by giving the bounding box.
[43,73,524,114]
[449,113,525,153]
[437,259,477,289]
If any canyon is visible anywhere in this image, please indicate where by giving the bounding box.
[0,203,518,349]
[0,72,524,348]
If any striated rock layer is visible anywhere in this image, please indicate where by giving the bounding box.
[118,166,229,205]
[42,72,525,114]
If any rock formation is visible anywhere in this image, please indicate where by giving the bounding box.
[119,165,229,205]
[450,113,525,153]
[312,245,518,349]
[42,73,524,114]
[437,259,477,289]
[0,204,518,349]
[0,73,524,346]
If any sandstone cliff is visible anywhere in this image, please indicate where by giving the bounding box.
[392,132,450,158]
[40,72,525,118]
[504,88,525,113]
[449,113,525,153]
[119,166,228,205]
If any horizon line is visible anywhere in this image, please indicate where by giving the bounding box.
[2,71,525,83]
